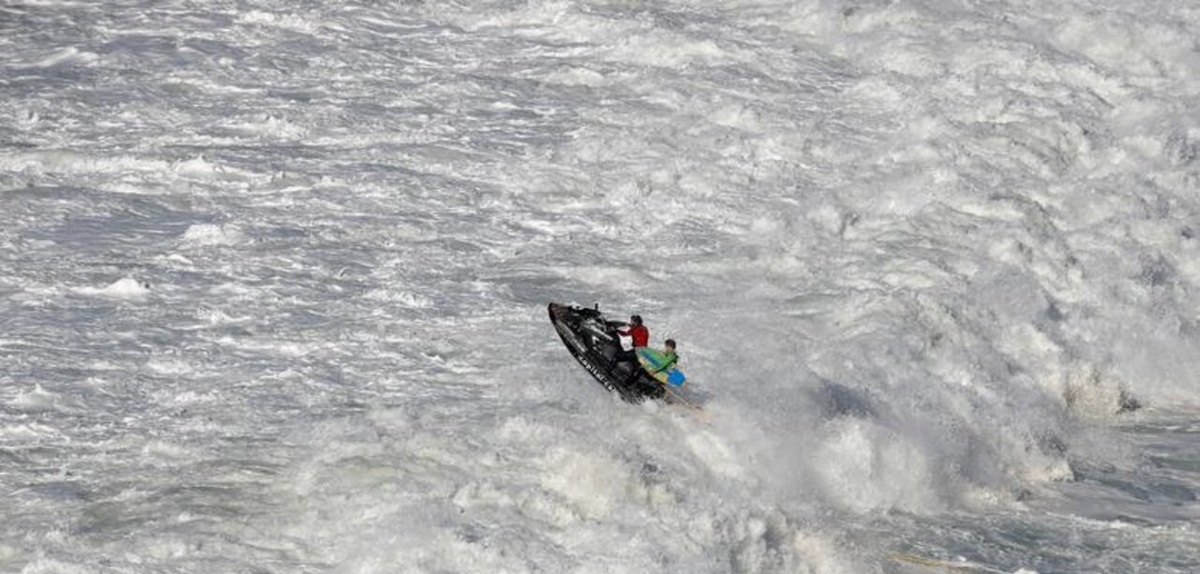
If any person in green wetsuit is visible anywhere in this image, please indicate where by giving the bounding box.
[636,339,679,384]
[657,339,678,373]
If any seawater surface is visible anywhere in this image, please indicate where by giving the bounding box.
[2,1,1198,573]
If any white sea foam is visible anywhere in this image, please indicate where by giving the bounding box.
[1,1,1197,573]
[8,46,98,69]
[72,277,149,300]
[10,385,66,415]
[180,223,243,246]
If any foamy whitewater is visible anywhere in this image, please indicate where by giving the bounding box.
[2,1,1198,573]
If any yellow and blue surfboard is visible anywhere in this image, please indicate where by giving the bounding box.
[636,348,686,388]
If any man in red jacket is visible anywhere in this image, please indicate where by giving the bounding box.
[614,314,649,367]
[617,315,649,348]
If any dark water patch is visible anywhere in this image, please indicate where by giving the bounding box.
[1149,455,1200,473]
[181,37,251,60]
[1137,257,1176,288]
[1072,462,1198,505]
[1144,482,1196,503]
[19,480,94,503]
[486,267,588,307]
[0,447,31,465]
[97,33,184,62]
[812,380,876,420]
[17,195,199,253]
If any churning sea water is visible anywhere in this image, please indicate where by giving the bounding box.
[2,1,1198,572]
